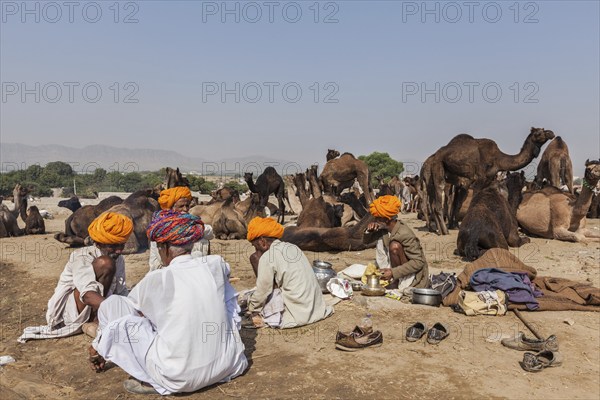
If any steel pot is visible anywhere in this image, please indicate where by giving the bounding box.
[312,260,336,294]
[412,288,442,307]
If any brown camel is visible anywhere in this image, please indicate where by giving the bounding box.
[0,209,22,237]
[210,187,239,203]
[58,196,82,212]
[534,136,574,193]
[306,165,323,198]
[421,127,555,235]
[190,196,250,240]
[281,214,376,252]
[55,195,124,246]
[319,152,374,204]
[517,160,600,242]
[244,167,292,223]
[25,205,46,234]
[292,173,343,228]
[375,175,394,198]
[457,177,530,261]
[326,149,340,161]
[588,185,600,219]
[388,176,404,196]
[164,167,190,188]
[0,184,29,223]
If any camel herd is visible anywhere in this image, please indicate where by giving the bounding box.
[1,131,599,261]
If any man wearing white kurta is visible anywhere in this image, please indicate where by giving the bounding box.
[18,212,134,343]
[246,217,333,329]
[92,210,247,395]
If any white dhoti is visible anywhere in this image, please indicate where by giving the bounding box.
[92,296,168,395]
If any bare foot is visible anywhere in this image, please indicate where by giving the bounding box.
[88,345,105,373]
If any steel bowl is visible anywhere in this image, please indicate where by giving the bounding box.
[412,288,442,307]
[313,260,333,269]
[351,282,363,291]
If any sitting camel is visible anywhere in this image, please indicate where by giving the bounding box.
[534,136,574,193]
[55,195,124,247]
[293,173,344,228]
[457,174,529,261]
[190,196,250,240]
[282,214,376,252]
[244,166,292,224]
[319,150,374,204]
[517,160,600,242]
[25,206,45,234]
[58,196,82,212]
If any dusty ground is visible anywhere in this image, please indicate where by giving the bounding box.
[1,197,599,399]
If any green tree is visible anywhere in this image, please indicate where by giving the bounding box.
[358,152,404,187]
[40,161,74,187]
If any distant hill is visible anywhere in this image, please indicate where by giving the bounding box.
[0,143,301,175]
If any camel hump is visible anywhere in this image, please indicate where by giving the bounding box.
[263,166,277,174]
[553,136,567,148]
[341,152,356,158]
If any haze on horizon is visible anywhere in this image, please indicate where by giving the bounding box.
[1,1,598,173]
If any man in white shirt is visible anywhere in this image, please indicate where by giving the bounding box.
[92,210,247,395]
[18,212,133,343]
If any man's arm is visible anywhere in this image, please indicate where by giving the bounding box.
[391,229,427,279]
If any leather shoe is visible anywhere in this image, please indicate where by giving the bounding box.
[501,332,559,352]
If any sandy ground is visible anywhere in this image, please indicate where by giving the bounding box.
[1,196,599,399]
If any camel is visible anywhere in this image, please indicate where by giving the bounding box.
[0,184,29,222]
[588,186,600,219]
[534,136,574,193]
[190,196,250,240]
[281,214,376,252]
[326,149,340,161]
[0,209,22,237]
[25,206,45,234]
[244,166,292,224]
[55,195,124,247]
[58,196,82,212]
[339,192,368,218]
[164,167,190,188]
[319,151,374,204]
[457,175,530,261]
[517,160,600,242]
[388,176,404,197]
[306,165,323,198]
[292,173,343,228]
[210,187,239,203]
[375,176,394,198]
[421,127,555,235]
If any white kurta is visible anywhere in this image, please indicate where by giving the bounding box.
[18,246,128,343]
[148,224,214,271]
[93,254,247,395]
[248,240,334,328]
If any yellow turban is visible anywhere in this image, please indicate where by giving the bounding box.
[158,187,192,210]
[247,217,284,242]
[88,212,134,244]
[369,195,402,220]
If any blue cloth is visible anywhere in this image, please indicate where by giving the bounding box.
[470,268,543,310]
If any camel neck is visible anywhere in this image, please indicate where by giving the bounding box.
[496,136,540,172]
[571,179,596,223]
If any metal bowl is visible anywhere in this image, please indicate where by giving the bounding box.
[362,286,386,296]
[313,260,332,269]
[412,288,442,307]
[351,282,363,291]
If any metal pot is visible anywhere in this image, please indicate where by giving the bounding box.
[412,288,442,307]
[312,260,336,294]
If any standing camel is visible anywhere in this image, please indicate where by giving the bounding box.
[421,127,555,235]
[244,166,292,224]
[319,151,374,204]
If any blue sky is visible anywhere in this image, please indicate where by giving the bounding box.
[1,0,598,173]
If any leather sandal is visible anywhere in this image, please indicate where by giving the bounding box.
[406,322,427,342]
[426,323,449,345]
[520,350,563,372]
[123,378,159,395]
[501,332,559,352]
[335,331,383,352]
[335,325,373,342]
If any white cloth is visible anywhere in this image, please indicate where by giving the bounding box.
[93,254,247,395]
[248,240,333,329]
[18,246,128,343]
[148,225,214,271]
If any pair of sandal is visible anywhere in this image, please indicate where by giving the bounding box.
[406,322,449,344]
[520,350,563,372]
[335,326,384,352]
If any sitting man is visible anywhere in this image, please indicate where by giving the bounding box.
[246,217,333,329]
[363,195,429,289]
[18,212,133,342]
[91,210,247,395]
[148,186,214,271]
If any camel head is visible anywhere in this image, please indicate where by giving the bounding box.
[244,172,254,182]
[326,149,340,161]
[164,167,189,189]
[529,127,555,157]
[58,196,82,212]
[584,159,600,186]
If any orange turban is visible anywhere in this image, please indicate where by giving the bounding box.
[88,212,134,245]
[247,217,284,242]
[158,187,192,210]
[369,195,402,220]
